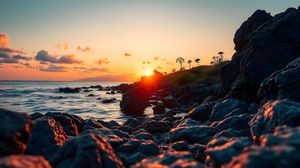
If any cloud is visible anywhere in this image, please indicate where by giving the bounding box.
[0,34,9,48]
[73,66,110,73]
[35,50,82,64]
[97,58,109,65]
[57,43,69,50]
[156,66,163,69]
[20,62,35,69]
[124,52,132,57]
[154,57,160,61]
[142,61,151,64]
[77,46,92,53]
[40,65,68,72]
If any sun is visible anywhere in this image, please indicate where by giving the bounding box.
[143,70,153,76]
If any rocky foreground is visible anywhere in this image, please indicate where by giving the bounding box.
[1,6,300,168]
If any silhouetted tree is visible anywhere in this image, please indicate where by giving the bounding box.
[210,51,224,65]
[188,60,192,69]
[171,68,176,73]
[176,57,185,70]
[195,58,200,66]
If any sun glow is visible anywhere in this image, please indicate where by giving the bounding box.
[143,70,153,76]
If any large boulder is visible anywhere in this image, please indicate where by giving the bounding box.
[25,117,67,159]
[249,99,300,142]
[258,57,300,104]
[45,112,78,136]
[132,151,204,168]
[0,155,51,168]
[50,132,124,168]
[0,108,32,155]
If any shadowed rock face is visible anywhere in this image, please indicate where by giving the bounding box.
[45,112,78,136]
[132,151,204,168]
[25,117,67,159]
[258,57,300,104]
[170,125,216,143]
[249,99,300,142]
[0,108,32,155]
[0,155,52,168]
[221,7,300,102]
[50,133,124,168]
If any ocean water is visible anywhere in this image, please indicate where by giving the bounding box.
[0,81,142,123]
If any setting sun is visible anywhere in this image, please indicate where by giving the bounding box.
[143,70,153,76]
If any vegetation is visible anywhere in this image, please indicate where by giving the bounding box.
[188,60,192,69]
[210,51,224,65]
[195,58,201,66]
[176,57,185,70]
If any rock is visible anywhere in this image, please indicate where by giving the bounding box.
[258,57,300,104]
[0,155,51,168]
[31,112,44,120]
[0,108,32,155]
[25,117,67,159]
[113,125,133,134]
[171,141,188,151]
[142,120,172,133]
[123,118,143,129]
[58,87,80,93]
[98,120,120,128]
[45,112,78,136]
[162,95,178,108]
[120,86,151,115]
[192,144,206,162]
[133,129,154,141]
[50,132,124,168]
[224,145,300,168]
[83,119,106,131]
[249,99,300,142]
[205,137,252,167]
[87,94,95,97]
[185,103,213,122]
[209,99,248,122]
[152,103,166,115]
[132,151,204,168]
[170,125,216,143]
[102,98,116,104]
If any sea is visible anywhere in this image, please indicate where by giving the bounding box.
[0,81,152,123]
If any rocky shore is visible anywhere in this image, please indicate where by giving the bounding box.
[1,6,300,168]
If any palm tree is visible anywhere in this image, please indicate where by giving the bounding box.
[211,51,224,65]
[176,57,185,70]
[188,60,192,69]
[195,58,200,66]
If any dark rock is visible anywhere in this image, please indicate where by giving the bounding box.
[249,99,300,142]
[50,132,124,168]
[152,103,166,115]
[116,139,140,154]
[0,108,32,155]
[113,125,133,134]
[210,99,248,122]
[258,57,300,104]
[31,112,44,120]
[98,120,120,128]
[25,117,67,159]
[192,144,206,162]
[0,155,51,168]
[205,137,252,167]
[171,141,188,151]
[83,119,106,131]
[133,129,154,141]
[162,95,178,108]
[170,125,216,143]
[185,103,213,122]
[133,151,204,168]
[89,85,102,89]
[87,94,95,97]
[102,98,116,104]
[45,112,78,136]
[123,118,143,129]
[142,120,172,133]
[58,87,80,93]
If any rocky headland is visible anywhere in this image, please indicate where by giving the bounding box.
[1,6,300,168]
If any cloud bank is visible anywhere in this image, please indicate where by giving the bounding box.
[35,50,82,64]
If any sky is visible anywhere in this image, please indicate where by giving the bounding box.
[0,0,299,81]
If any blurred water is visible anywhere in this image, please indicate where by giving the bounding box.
[0,81,135,123]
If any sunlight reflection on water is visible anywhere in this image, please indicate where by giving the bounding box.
[0,81,137,123]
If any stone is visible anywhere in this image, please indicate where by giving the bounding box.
[152,103,166,115]
[142,120,172,133]
[170,125,216,143]
[0,155,51,168]
[102,98,116,104]
[31,112,44,120]
[50,132,124,168]
[249,99,300,142]
[25,117,67,159]
[171,141,188,151]
[45,112,78,136]
[58,87,80,93]
[83,119,106,131]
[185,103,213,122]
[0,108,32,155]
[132,151,204,168]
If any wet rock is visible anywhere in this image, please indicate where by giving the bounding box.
[142,120,172,133]
[175,118,200,128]
[0,108,32,155]
[45,112,78,136]
[133,151,204,168]
[25,117,67,159]
[210,99,248,122]
[102,98,116,104]
[120,86,151,115]
[152,103,166,115]
[185,103,213,122]
[123,118,143,129]
[83,119,106,131]
[205,137,252,167]
[162,95,178,108]
[50,132,124,168]
[98,120,120,128]
[170,125,216,143]
[258,57,300,104]
[192,144,206,162]
[133,129,154,141]
[113,125,133,134]
[87,93,95,97]
[90,128,129,148]
[31,112,44,120]
[171,141,188,151]
[249,99,300,142]
[58,87,80,93]
[0,155,51,168]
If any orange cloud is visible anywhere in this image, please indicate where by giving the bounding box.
[35,50,82,64]
[97,58,109,65]
[77,46,92,53]
[0,34,9,48]
[57,43,69,50]
[124,52,132,57]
